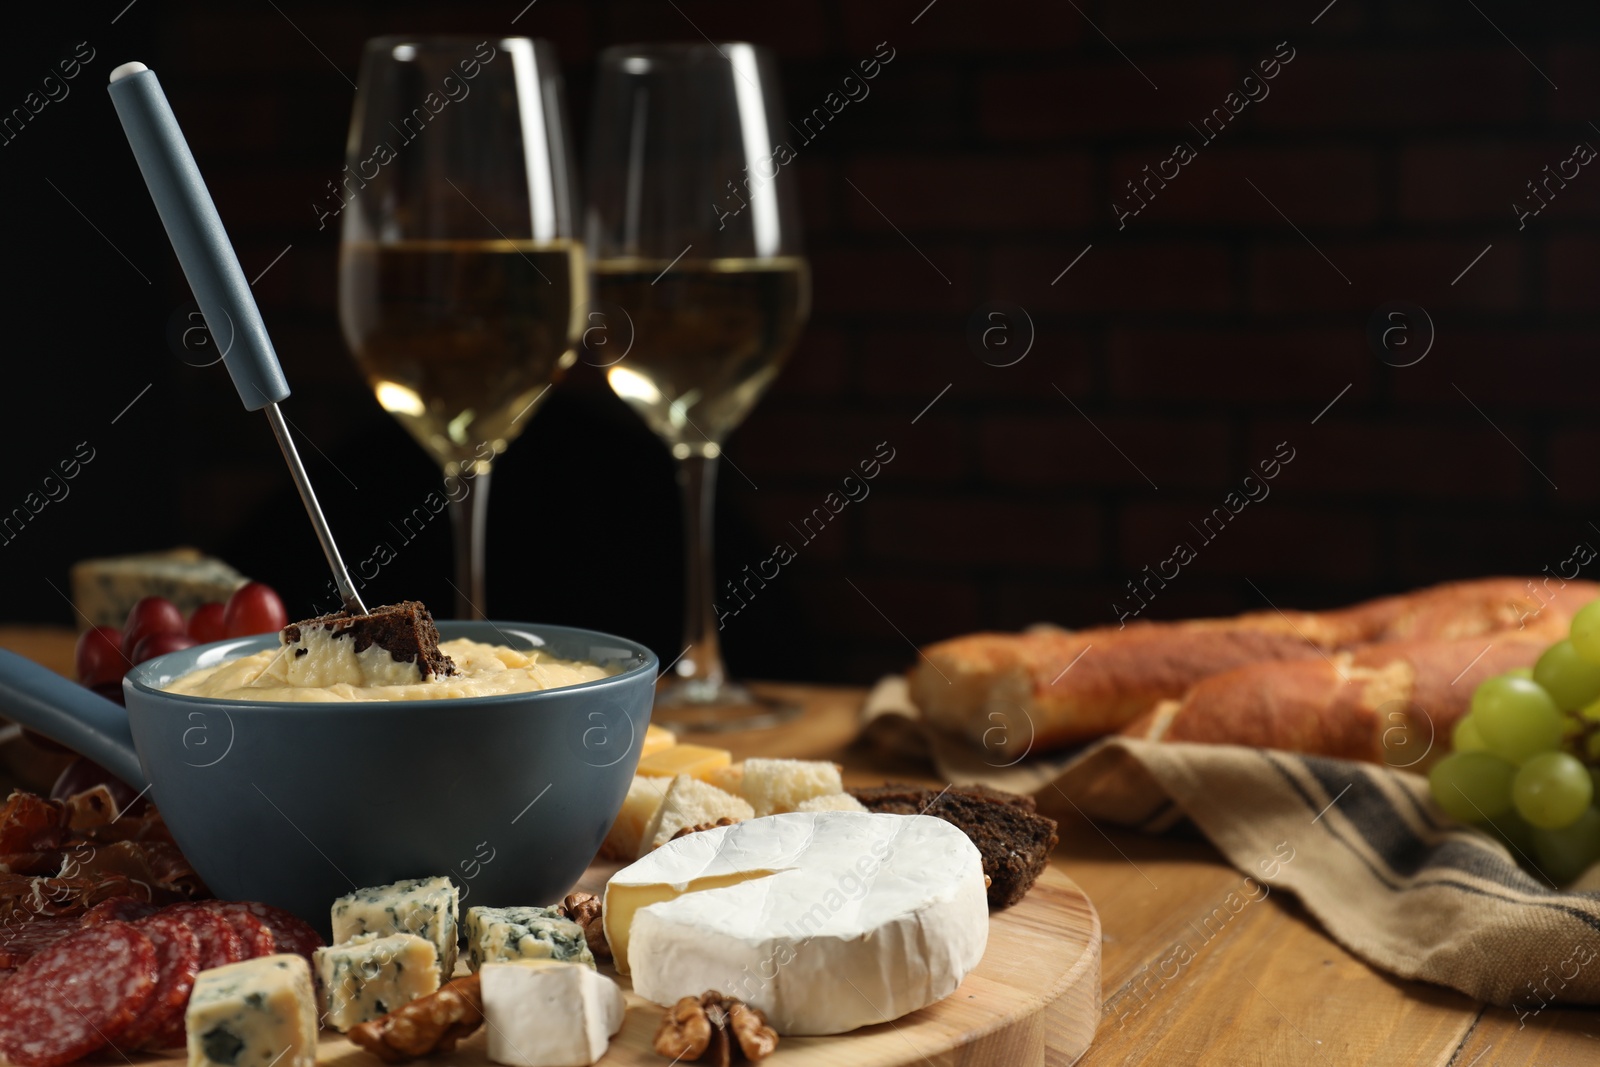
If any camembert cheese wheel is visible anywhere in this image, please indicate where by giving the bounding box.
[604,811,988,1035]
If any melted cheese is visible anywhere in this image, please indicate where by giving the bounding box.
[165,638,611,702]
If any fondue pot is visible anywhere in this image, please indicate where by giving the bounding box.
[0,623,656,930]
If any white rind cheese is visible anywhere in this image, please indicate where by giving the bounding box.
[331,876,458,982]
[607,811,989,1035]
[185,954,318,1067]
[465,905,594,970]
[480,960,625,1067]
[313,932,440,1031]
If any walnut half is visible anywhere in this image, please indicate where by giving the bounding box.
[347,973,484,1063]
[652,991,779,1064]
[560,891,611,963]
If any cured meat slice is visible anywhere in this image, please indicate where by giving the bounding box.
[0,921,157,1067]
[163,905,246,967]
[229,901,323,962]
[80,896,158,925]
[196,901,276,958]
[138,907,244,1051]
[0,918,81,970]
[119,913,200,1052]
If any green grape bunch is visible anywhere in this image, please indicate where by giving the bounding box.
[1429,601,1600,886]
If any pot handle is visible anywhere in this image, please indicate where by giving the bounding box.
[0,650,146,789]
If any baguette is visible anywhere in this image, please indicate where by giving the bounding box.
[1123,633,1558,768]
[911,577,1598,760]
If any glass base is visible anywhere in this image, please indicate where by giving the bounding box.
[652,678,802,733]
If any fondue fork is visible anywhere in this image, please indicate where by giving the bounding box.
[107,61,366,616]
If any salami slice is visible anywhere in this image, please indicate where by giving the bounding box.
[80,896,158,926]
[163,905,246,968]
[118,913,200,1052]
[0,921,157,1067]
[220,901,323,961]
[0,918,82,970]
[196,902,275,959]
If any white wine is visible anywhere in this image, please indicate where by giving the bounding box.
[340,238,587,473]
[593,256,810,456]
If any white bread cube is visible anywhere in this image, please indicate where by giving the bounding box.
[794,793,867,813]
[740,758,845,817]
[706,762,744,796]
[638,775,753,856]
[600,776,669,860]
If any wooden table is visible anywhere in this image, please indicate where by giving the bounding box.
[4,627,1596,1066]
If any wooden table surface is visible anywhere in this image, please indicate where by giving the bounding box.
[3,626,1596,1066]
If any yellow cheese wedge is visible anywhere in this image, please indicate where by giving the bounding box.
[600,776,670,860]
[641,723,676,758]
[635,743,731,781]
[604,869,777,975]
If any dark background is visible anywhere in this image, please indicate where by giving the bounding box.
[4,0,1599,683]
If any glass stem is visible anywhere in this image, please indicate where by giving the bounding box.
[448,467,491,620]
[675,453,726,689]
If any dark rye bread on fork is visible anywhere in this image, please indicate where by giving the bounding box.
[281,600,457,680]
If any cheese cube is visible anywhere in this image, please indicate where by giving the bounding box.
[331,876,458,982]
[186,954,318,1067]
[641,723,676,758]
[634,744,731,781]
[740,758,845,817]
[313,932,440,1032]
[481,960,625,1067]
[638,775,753,857]
[72,548,247,630]
[600,776,670,860]
[465,905,594,971]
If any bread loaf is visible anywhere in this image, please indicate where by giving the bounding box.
[1123,633,1557,768]
[910,577,1598,760]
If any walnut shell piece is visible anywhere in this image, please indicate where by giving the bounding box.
[347,973,484,1063]
[560,891,612,962]
[652,991,778,1063]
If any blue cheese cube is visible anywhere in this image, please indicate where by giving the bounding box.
[312,932,440,1032]
[331,875,458,981]
[465,906,594,971]
[185,954,317,1067]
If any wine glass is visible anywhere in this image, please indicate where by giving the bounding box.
[586,43,811,729]
[339,36,583,619]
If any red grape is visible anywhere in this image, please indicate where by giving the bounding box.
[131,632,198,665]
[187,602,228,644]
[223,582,288,637]
[74,625,126,687]
[121,596,185,657]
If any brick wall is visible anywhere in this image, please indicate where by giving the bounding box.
[5,1,1600,684]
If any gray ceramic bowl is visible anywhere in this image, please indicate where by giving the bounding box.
[0,623,656,933]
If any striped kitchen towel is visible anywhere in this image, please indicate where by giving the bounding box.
[1048,738,1600,1011]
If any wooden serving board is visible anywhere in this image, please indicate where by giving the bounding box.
[124,866,1099,1067]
